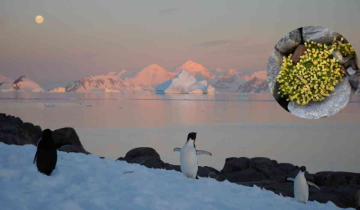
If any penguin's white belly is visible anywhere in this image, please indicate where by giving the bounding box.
[294,175,309,204]
[180,144,198,178]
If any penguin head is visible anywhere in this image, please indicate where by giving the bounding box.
[187,132,197,142]
[300,166,306,172]
[42,129,54,145]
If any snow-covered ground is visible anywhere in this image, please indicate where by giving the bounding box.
[0,143,351,210]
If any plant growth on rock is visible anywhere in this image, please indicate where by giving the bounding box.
[276,38,349,105]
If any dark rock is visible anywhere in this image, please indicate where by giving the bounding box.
[125,147,160,160]
[291,45,307,64]
[349,74,359,91]
[276,29,302,54]
[302,26,341,45]
[164,163,181,172]
[5,115,23,125]
[0,113,6,121]
[221,157,250,173]
[278,163,296,174]
[117,157,126,161]
[224,168,268,183]
[315,172,360,186]
[53,127,88,154]
[208,172,218,179]
[249,157,275,178]
[198,166,219,178]
[215,173,226,182]
[128,156,164,169]
[0,133,22,145]
[351,59,358,70]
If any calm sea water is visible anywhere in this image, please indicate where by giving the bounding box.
[0,92,359,173]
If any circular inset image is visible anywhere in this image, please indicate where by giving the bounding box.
[267,26,359,119]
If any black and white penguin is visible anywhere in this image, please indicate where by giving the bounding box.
[287,166,320,204]
[33,129,57,176]
[173,132,212,179]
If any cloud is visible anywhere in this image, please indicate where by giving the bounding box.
[198,40,232,48]
[158,7,179,15]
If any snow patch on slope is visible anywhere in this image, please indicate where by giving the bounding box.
[0,143,347,210]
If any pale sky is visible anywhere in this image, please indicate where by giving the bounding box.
[1,0,360,88]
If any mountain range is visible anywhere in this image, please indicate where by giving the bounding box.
[0,60,270,93]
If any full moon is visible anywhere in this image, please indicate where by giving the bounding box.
[35,15,44,24]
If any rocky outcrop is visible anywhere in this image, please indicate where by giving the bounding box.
[117,147,360,209]
[302,26,341,45]
[0,114,41,145]
[276,28,302,54]
[52,127,89,154]
[0,114,90,154]
[117,147,219,178]
[214,157,359,209]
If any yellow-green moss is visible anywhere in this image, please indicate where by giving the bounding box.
[333,37,355,57]
[277,38,346,105]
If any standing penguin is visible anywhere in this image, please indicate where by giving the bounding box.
[173,132,212,179]
[33,129,57,176]
[287,166,320,204]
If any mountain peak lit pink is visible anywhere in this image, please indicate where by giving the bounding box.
[128,64,176,88]
[175,60,216,79]
[241,70,267,81]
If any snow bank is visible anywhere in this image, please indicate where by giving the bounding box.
[156,70,215,94]
[0,143,349,210]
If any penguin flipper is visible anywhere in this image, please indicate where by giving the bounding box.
[173,148,181,152]
[287,177,295,182]
[196,150,212,156]
[307,181,320,190]
[33,151,38,164]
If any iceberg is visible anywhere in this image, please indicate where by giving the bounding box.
[156,70,215,94]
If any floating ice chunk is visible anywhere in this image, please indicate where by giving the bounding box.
[44,103,59,108]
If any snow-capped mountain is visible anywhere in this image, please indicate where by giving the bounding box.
[236,77,269,93]
[65,71,140,92]
[175,60,216,81]
[213,69,246,92]
[125,64,176,90]
[0,75,14,92]
[7,76,44,92]
[156,70,215,94]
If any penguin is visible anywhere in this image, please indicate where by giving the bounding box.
[33,129,57,176]
[173,132,212,179]
[287,166,320,204]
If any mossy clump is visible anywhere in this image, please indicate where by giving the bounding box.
[333,37,355,57]
[277,39,347,105]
